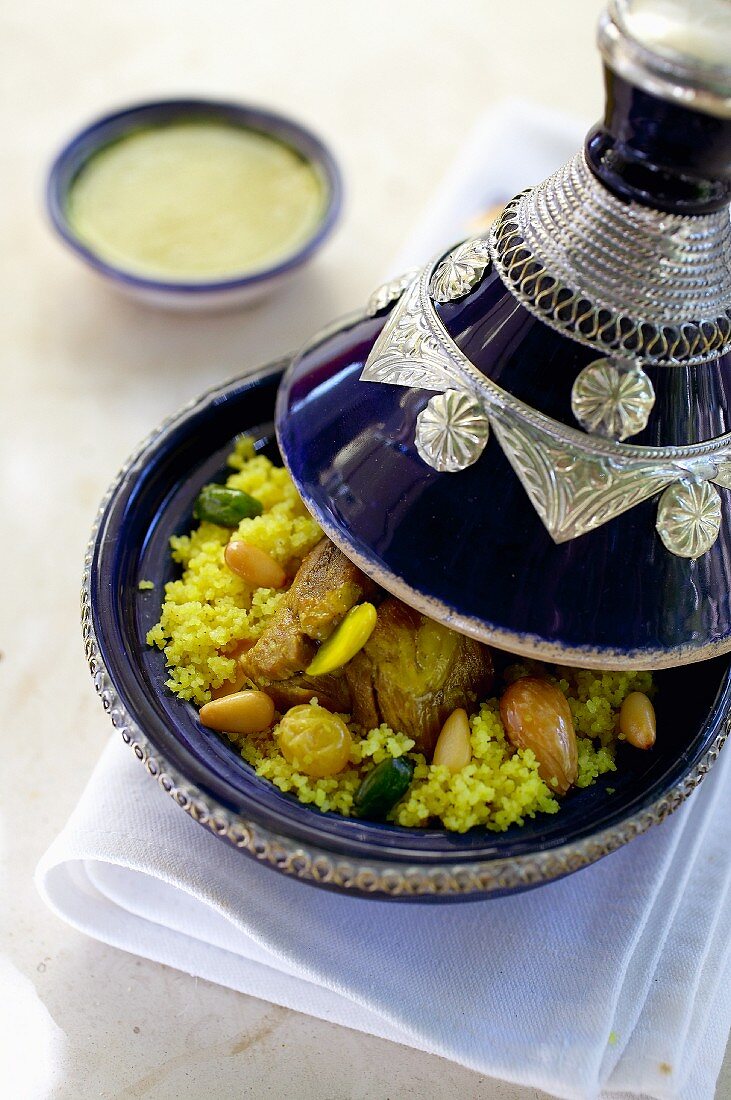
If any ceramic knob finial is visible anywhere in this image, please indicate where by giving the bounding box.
[616,0,731,70]
[588,0,731,212]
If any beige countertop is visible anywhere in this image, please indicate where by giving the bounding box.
[2,1,728,1096]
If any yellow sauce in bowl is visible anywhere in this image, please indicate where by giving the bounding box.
[65,121,328,282]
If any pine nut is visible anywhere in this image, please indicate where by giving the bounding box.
[199,690,275,735]
[619,691,656,750]
[224,540,286,589]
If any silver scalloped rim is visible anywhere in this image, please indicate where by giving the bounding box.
[81,362,729,898]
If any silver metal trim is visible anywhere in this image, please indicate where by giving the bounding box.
[414,390,489,472]
[570,358,655,441]
[367,269,420,317]
[488,154,731,367]
[429,238,492,303]
[656,478,723,558]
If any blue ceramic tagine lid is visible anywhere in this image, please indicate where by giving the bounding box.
[276,0,731,671]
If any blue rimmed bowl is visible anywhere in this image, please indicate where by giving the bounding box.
[47,99,342,311]
[83,361,731,901]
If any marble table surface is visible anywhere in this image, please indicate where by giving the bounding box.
[2,1,729,1096]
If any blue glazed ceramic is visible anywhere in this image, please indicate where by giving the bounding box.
[275,302,731,669]
[275,4,731,669]
[84,363,730,901]
[47,99,342,311]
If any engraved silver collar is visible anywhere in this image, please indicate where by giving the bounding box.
[362,253,731,558]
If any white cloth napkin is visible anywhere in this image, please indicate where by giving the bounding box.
[36,736,731,1100]
[37,102,731,1100]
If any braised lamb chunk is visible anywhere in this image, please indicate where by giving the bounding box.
[288,537,377,641]
[345,598,494,755]
[256,672,352,715]
[242,538,376,684]
[242,539,493,755]
[241,605,316,682]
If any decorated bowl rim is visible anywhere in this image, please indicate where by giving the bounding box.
[81,362,731,900]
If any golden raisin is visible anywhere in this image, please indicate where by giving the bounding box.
[277,703,352,778]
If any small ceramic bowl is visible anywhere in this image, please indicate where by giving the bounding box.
[47,99,342,311]
[83,361,731,902]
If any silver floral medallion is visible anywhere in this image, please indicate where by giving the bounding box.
[656,480,723,558]
[415,390,489,473]
[429,238,492,303]
[366,268,420,317]
[571,358,655,441]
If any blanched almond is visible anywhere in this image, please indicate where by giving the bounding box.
[500,677,577,795]
[432,708,472,773]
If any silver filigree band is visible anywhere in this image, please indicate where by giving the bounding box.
[488,152,731,367]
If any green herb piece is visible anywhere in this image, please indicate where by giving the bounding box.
[193,484,263,527]
[354,756,414,820]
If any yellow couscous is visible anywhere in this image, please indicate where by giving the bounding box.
[146,436,323,703]
[148,438,655,833]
